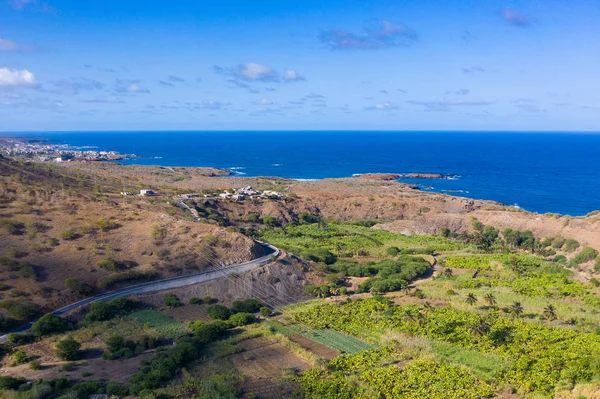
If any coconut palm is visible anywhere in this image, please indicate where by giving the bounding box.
[442,268,454,278]
[508,301,524,318]
[471,318,491,336]
[484,292,497,307]
[465,293,478,306]
[542,304,557,321]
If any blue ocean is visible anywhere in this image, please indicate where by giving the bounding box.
[6,131,600,216]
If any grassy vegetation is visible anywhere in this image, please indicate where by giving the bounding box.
[260,220,471,258]
[130,309,190,339]
[301,329,373,354]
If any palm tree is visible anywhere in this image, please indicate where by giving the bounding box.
[471,318,491,336]
[542,304,557,321]
[442,268,454,278]
[484,292,497,307]
[508,301,524,318]
[465,293,478,306]
[423,301,434,313]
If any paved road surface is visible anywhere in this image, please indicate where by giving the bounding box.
[0,242,279,342]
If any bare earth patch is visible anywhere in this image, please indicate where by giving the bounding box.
[288,334,339,360]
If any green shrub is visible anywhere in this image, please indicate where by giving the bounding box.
[188,297,203,305]
[563,239,580,253]
[228,312,257,327]
[300,248,337,265]
[84,298,137,322]
[31,313,69,338]
[231,299,263,314]
[164,294,182,308]
[207,305,231,320]
[7,333,34,346]
[97,256,119,271]
[106,382,129,397]
[260,306,272,317]
[29,360,41,370]
[71,381,103,398]
[0,299,37,319]
[62,362,77,371]
[261,216,279,227]
[193,321,228,343]
[55,338,81,361]
[203,296,215,304]
[385,246,401,256]
[0,376,27,390]
[0,315,16,333]
[12,350,27,365]
[65,278,93,295]
[569,247,599,267]
[61,229,77,240]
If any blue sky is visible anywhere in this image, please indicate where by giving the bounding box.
[1,0,599,131]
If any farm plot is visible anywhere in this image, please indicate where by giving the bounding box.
[163,304,212,322]
[288,334,339,360]
[301,329,373,354]
[230,338,310,379]
[130,309,189,339]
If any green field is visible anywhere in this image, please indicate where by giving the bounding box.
[260,221,471,257]
[301,329,373,354]
[130,309,189,339]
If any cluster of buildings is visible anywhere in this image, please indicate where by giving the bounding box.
[218,186,283,201]
[0,137,134,162]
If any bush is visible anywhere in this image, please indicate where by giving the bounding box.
[96,218,117,231]
[300,248,337,265]
[97,256,119,271]
[0,315,16,333]
[71,381,102,398]
[0,299,37,319]
[260,306,272,317]
[0,376,27,390]
[298,212,321,224]
[65,278,92,295]
[62,362,77,371]
[106,382,129,397]
[31,313,69,338]
[563,239,580,253]
[228,312,257,327]
[84,298,137,322]
[188,297,203,305]
[207,305,231,320]
[61,229,77,240]
[385,247,401,256]
[231,299,263,314]
[193,321,228,344]
[29,360,41,370]
[129,338,202,394]
[203,296,215,304]
[12,350,27,365]
[261,216,279,227]
[7,333,35,346]
[55,338,81,361]
[164,294,182,308]
[569,246,599,267]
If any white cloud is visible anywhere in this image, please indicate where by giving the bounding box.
[241,63,277,81]
[365,102,398,110]
[126,84,148,93]
[284,69,305,81]
[0,68,38,87]
[253,98,273,105]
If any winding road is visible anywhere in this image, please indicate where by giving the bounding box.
[0,242,279,343]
